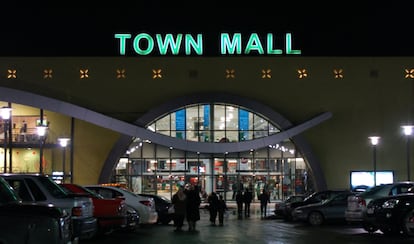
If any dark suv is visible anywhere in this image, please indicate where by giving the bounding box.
[1,173,98,240]
[0,176,74,244]
[285,190,350,221]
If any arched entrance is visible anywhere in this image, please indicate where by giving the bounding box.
[102,93,331,195]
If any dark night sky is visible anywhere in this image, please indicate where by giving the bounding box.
[0,3,413,57]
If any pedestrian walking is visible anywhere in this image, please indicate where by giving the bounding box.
[207,191,219,225]
[235,190,244,218]
[243,188,253,217]
[171,185,187,232]
[258,189,271,217]
[217,194,228,226]
[184,184,201,231]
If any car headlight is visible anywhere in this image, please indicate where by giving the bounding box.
[382,199,399,208]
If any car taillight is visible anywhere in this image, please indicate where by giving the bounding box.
[140,200,151,207]
[357,197,366,207]
[72,206,83,216]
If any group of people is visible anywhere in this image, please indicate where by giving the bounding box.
[235,188,253,218]
[171,183,201,232]
[171,183,271,232]
[235,188,271,218]
[206,191,228,226]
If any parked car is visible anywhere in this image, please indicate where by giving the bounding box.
[85,185,158,225]
[292,191,355,226]
[364,192,414,236]
[274,195,305,218]
[1,173,98,240]
[345,181,414,232]
[138,193,173,225]
[284,190,349,221]
[60,183,129,234]
[0,176,74,244]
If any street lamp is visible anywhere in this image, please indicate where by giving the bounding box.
[401,125,414,181]
[58,138,70,182]
[369,136,380,186]
[36,124,48,174]
[0,106,12,173]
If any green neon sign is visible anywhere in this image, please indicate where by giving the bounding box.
[114,33,301,56]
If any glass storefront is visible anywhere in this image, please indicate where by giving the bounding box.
[112,102,313,202]
[113,142,311,202]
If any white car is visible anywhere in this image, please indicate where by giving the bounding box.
[85,185,158,225]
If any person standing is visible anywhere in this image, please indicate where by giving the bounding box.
[217,194,228,226]
[207,191,219,226]
[184,184,201,231]
[171,186,187,232]
[258,189,271,217]
[243,188,253,217]
[235,190,244,218]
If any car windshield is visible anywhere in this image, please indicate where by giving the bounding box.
[39,176,68,198]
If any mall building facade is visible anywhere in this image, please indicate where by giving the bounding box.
[0,56,412,201]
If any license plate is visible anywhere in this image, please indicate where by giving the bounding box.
[366,208,374,214]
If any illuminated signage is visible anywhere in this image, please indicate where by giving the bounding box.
[114,33,301,56]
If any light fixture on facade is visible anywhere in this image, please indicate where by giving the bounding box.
[58,138,70,147]
[36,125,48,137]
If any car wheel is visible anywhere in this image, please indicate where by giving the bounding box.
[308,211,324,226]
[362,223,379,233]
[401,209,414,237]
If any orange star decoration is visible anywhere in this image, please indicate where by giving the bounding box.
[7,69,16,79]
[261,69,271,79]
[152,69,162,79]
[116,69,126,79]
[405,69,414,79]
[80,69,89,79]
[225,69,235,79]
[297,69,308,79]
[334,69,344,79]
[43,69,53,79]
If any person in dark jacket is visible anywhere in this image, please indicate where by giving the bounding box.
[184,184,201,231]
[235,190,244,218]
[207,191,219,226]
[258,189,271,217]
[171,186,187,232]
[243,188,253,217]
[217,194,228,226]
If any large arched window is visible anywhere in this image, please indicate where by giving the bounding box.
[146,104,280,142]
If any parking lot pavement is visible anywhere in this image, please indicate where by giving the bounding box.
[85,202,414,244]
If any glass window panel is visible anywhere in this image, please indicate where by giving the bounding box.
[226,131,238,142]
[142,143,155,158]
[269,123,280,134]
[253,114,268,131]
[255,159,267,171]
[225,106,238,130]
[214,131,225,142]
[213,104,225,130]
[239,158,252,171]
[186,106,199,131]
[147,122,156,132]
[200,104,211,141]
[170,112,176,130]
[254,130,268,139]
[186,130,198,142]
[155,115,170,131]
